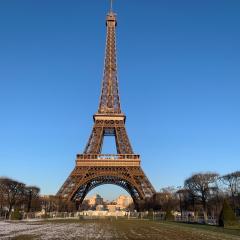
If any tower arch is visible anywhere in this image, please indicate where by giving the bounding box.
[72,175,143,208]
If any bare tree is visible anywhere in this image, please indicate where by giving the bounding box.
[184,172,219,223]
[150,187,178,211]
[221,171,240,212]
[176,188,190,219]
[24,186,40,212]
[41,195,58,213]
[0,189,5,217]
[40,195,76,213]
[0,178,25,219]
[221,171,240,196]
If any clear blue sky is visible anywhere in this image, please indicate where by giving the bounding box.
[0,0,240,200]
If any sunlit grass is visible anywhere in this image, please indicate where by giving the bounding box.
[2,218,240,240]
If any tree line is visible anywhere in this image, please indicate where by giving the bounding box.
[0,177,78,219]
[1,170,239,225]
[0,177,40,219]
[140,171,240,225]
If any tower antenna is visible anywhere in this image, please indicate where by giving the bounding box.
[110,0,114,12]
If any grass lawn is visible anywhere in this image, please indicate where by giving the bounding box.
[1,218,240,240]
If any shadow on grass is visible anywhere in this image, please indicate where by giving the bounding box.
[160,220,240,237]
[11,235,36,240]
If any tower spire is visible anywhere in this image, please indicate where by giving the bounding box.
[110,0,113,12]
[98,4,121,114]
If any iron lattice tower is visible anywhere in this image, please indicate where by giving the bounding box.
[57,8,155,209]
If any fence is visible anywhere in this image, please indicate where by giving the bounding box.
[0,210,218,225]
[175,215,218,225]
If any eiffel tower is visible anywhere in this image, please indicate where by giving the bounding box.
[57,5,155,209]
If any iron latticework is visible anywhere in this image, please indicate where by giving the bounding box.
[57,9,155,209]
[98,12,121,114]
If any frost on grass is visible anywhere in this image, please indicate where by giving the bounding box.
[0,221,113,240]
[1,220,240,240]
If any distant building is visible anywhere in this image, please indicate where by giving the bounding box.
[115,195,133,209]
[83,194,132,211]
[85,194,104,207]
[95,204,105,211]
[106,204,120,212]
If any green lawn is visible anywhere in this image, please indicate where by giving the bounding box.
[2,219,240,240]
